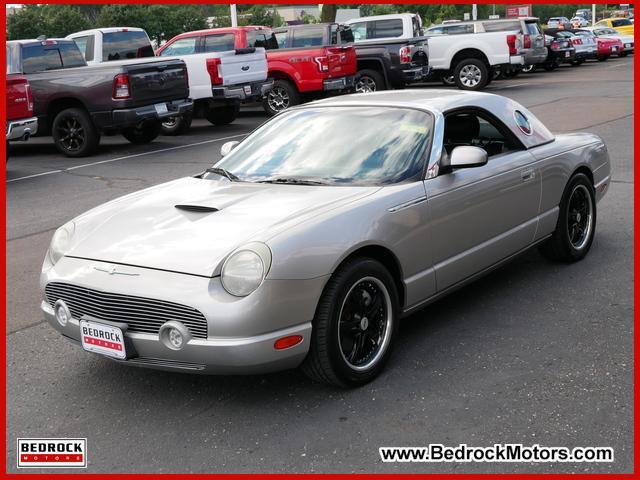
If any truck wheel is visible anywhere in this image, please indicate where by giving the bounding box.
[52,107,100,157]
[597,55,608,62]
[522,64,536,73]
[204,105,239,126]
[122,119,161,144]
[441,74,455,86]
[453,58,489,91]
[354,69,385,93]
[161,112,193,136]
[543,61,559,71]
[263,79,299,116]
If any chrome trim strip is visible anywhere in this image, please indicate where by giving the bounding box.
[387,196,428,212]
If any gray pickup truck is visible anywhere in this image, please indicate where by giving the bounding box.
[6,38,193,157]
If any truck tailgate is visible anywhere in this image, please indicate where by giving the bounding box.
[123,59,189,105]
[326,46,357,77]
[218,48,268,86]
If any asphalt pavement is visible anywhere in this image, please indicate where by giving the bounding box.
[6,57,634,473]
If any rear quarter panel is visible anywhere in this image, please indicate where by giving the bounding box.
[427,32,511,69]
[267,48,326,92]
[529,133,610,238]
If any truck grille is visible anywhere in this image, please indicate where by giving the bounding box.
[45,282,208,339]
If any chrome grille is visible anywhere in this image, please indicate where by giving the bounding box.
[45,282,208,339]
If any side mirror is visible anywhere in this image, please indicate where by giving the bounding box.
[449,146,488,168]
[220,141,239,157]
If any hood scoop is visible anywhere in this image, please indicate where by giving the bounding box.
[174,204,219,213]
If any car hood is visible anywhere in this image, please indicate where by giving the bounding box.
[67,177,378,277]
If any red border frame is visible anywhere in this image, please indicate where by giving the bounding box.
[2,1,637,477]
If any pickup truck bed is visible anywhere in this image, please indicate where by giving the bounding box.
[7,39,192,156]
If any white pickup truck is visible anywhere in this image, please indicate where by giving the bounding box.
[346,14,524,90]
[66,27,272,134]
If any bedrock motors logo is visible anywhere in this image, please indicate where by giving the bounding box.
[17,438,87,468]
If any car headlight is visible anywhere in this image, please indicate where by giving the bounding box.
[46,221,76,266]
[221,242,272,297]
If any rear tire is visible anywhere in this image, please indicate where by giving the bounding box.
[263,79,299,116]
[301,257,399,387]
[543,61,559,71]
[522,64,536,73]
[453,58,489,91]
[52,107,100,157]
[204,105,238,126]
[354,69,385,93]
[539,173,596,262]
[441,73,456,86]
[161,112,193,136]
[597,55,608,61]
[121,119,161,144]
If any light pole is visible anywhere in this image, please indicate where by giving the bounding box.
[230,4,238,27]
[592,3,596,23]
[472,4,478,20]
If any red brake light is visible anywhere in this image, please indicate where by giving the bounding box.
[550,41,560,51]
[314,56,330,72]
[207,58,223,85]
[399,45,412,64]
[507,34,518,55]
[112,73,130,99]
[523,34,531,49]
[25,84,34,112]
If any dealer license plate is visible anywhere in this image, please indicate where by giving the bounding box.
[154,103,169,115]
[243,85,252,95]
[612,46,618,52]
[625,43,631,48]
[80,319,126,359]
[565,51,570,57]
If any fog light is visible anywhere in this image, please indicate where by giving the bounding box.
[274,335,303,350]
[159,321,191,351]
[54,299,70,326]
[168,328,183,349]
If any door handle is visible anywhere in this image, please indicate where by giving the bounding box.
[521,168,535,182]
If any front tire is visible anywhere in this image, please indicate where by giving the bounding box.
[354,69,385,93]
[121,119,161,144]
[597,55,609,62]
[301,257,399,387]
[441,73,456,86]
[453,58,489,90]
[263,79,299,116]
[539,173,596,262]
[52,107,100,157]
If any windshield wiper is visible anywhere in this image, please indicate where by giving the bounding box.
[256,177,328,185]
[205,167,240,182]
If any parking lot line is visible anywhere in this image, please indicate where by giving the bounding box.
[6,133,249,184]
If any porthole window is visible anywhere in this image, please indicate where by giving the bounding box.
[514,110,532,136]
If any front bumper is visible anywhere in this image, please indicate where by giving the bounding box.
[41,257,328,374]
[622,42,634,52]
[6,116,37,141]
[93,98,194,130]
[323,75,355,91]
[211,79,273,101]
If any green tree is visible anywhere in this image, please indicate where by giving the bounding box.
[42,5,90,37]
[7,5,45,40]
[243,5,283,28]
[320,4,337,23]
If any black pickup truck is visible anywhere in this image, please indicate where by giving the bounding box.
[6,38,192,157]
[352,38,429,92]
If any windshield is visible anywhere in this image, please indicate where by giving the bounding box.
[103,31,154,61]
[211,107,433,186]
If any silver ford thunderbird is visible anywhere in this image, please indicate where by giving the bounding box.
[41,90,610,386]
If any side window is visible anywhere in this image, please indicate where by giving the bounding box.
[204,33,236,52]
[412,17,421,37]
[59,43,86,68]
[482,21,521,32]
[444,24,475,35]
[274,31,288,48]
[291,27,325,48]
[427,27,444,35]
[246,30,277,49]
[21,45,63,74]
[339,26,354,44]
[72,35,93,61]
[443,111,522,158]
[372,19,403,39]
[160,37,197,56]
[350,22,368,41]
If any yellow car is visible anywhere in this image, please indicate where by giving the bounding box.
[594,17,634,35]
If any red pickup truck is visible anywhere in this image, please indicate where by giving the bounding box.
[6,73,38,151]
[157,25,357,115]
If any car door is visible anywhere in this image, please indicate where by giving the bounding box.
[424,109,541,292]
